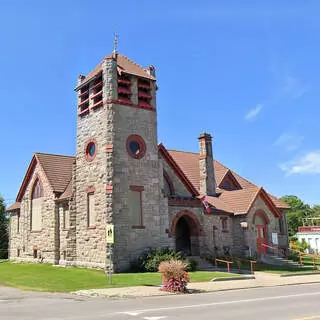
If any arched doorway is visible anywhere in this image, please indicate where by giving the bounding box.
[171,210,201,256]
[253,210,269,254]
[175,217,191,255]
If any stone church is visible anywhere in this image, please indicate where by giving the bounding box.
[7,51,290,271]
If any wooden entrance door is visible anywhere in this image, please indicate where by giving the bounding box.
[256,225,267,254]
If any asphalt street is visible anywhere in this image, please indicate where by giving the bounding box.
[1,283,320,320]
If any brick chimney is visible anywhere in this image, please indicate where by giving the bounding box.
[199,133,216,196]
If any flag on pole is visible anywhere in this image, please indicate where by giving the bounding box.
[200,195,211,213]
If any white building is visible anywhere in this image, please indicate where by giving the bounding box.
[296,226,320,254]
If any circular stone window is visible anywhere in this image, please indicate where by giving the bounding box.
[126,135,146,159]
[84,139,97,161]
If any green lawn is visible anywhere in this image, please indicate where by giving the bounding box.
[255,262,319,274]
[0,262,233,292]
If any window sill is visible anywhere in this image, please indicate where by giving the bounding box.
[30,230,42,233]
[87,226,96,229]
[132,225,146,229]
[62,228,70,231]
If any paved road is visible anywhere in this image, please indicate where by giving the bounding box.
[1,284,320,320]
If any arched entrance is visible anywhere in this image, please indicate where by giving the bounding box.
[253,210,269,254]
[175,217,191,255]
[171,210,201,256]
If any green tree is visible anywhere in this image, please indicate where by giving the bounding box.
[0,196,9,259]
[311,205,320,217]
[280,195,312,236]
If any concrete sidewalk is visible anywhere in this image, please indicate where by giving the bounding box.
[73,272,320,298]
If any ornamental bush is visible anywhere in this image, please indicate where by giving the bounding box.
[134,247,186,272]
[158,259,190,293]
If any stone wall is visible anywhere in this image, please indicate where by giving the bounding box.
[111,100,169,271]
[168,206,233,257]
[9,162,57,264]
[74,59,118,269]
[245,195,284,256]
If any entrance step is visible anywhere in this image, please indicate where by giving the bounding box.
[261,254,314,269]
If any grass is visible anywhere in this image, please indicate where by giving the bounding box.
[0,262,233,292]
[209,256,320,274]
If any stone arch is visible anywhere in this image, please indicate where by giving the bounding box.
[252,209,270,225]
[171,210,201,237]
[30,175,44,199]
[171,210,201,256]
[253,210,269,254]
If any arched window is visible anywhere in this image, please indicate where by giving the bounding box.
[163,171,174,197]
[31,178,43,231]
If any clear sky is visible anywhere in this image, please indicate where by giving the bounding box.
[1,0,319,207]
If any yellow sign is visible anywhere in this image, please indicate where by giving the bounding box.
[106,224,114,244]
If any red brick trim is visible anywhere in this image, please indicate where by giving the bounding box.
[30,174,44,199]
[103,99,156,112]
[247,188,281,217]
[171,210,201,237]
[106,185,113,194]
[106,144,113,153]
[78,108,90,116]
[84,138,97,162]
[252,209,270,225]
[129,185,144,227]
[90,100,103,111]
[126,135,146,159]
[85,186,96,193]
[130,185,144,192]
[199,154,207,159]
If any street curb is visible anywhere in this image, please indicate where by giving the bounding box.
[280,272,320,277]
[211,275,255,281]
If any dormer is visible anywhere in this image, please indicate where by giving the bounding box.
[219,170,242,191]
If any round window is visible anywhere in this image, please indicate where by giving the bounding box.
[126,135,146,159]
[84,139,97,161]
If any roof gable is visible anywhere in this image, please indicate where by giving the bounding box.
[76,53,155,90]
[159,144,198,196]
[167,149,286,210]
[16,153,74,202]
[35,153,75,194]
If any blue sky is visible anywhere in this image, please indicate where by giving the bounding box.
[1,0,319,207]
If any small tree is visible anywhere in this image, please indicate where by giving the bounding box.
[0,196,9,259]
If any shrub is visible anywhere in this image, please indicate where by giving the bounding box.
[158,259,190,293]
[134,247,185,272]
[185,258,198,271]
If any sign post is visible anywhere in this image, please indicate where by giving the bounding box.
[106,224,114,284]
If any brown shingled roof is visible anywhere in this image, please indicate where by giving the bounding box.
[167,149,288,211]
[78,53,155,88]
[58,179,73,200]
[35,153,75,194]
[6,202,21,212]
[167,150,228,191]
[219,186,260,214]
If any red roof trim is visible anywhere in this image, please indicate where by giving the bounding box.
[16,156,37,201]
[158,144,199,196]
[247,187,281,217]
